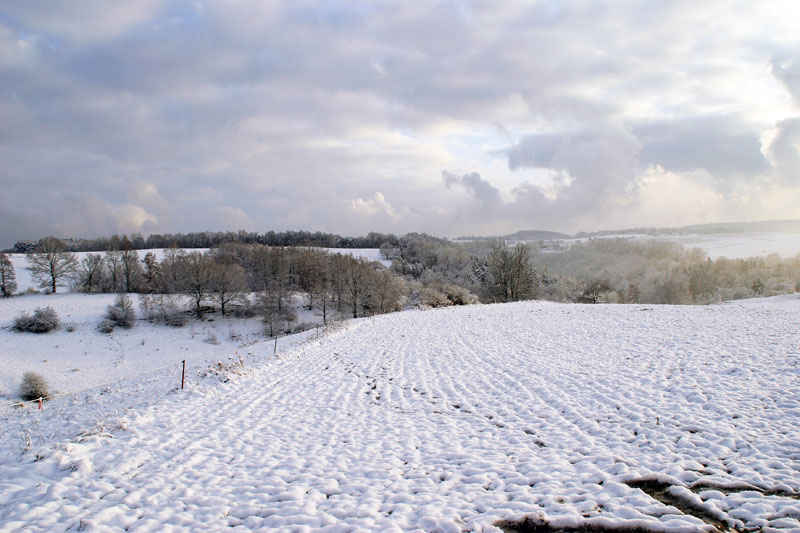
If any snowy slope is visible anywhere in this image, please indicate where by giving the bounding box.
[546,233,800,260]
[656,233,800,260]
[1,297,799,531]
[0,293,270,397]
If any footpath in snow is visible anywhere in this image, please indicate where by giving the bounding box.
[1,297,799,532]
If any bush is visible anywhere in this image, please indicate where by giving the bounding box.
[419,287,451,308]
[100,294,136,333]
[419,283,479,309]
[139,294,186,327]
[13,307,60,333]
[439,283,479,306]
[97,319,115,334]
[20,371,50,401]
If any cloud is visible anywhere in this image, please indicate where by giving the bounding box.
[215,206,256,232]
[634,115,769,178]
[1,1,166,42]
[772,53,800,106]
[442,171,502,206]
[763,118,800,184]
[1,0,800,245]
[56,196,158,238]
[127,178,168,207]
[349,192,398,218]
[505,124,642,214]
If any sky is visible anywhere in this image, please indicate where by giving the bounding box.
[1,1,799,247]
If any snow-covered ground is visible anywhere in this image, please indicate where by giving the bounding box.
[323,248,392,268]
[1,295,799,531]
[539,233,800,260]
[654,233,800,260]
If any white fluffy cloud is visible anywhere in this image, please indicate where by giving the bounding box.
[1,0,799,245]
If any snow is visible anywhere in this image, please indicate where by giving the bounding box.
[543,233,800,260]
[654,233,800,260]
[1,294,799,531]
[323,248,392,268]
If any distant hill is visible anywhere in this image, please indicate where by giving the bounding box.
[575,219,800,238]
[455,229,572,241]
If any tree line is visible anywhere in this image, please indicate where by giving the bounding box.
[2,237,413,332]
[381,233,800,305]
[9,230,400,254]
[3,234,799,314]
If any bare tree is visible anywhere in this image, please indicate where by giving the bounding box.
[119,236,143,292]
[159,248,186,293]
[26,237,77,293]
[1,253,17,297]
[343,258,373,318]
[487,244,538,302]
[177,252,214,317]
[579,279,612,304]
[372,268,405,313]
[210,262,247,315]
[141,251,161,292]
[104,249,123,292]
[77,253,105,293]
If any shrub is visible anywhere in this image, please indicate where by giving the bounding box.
[110,294,136,327]
[419,283,479,309]
[201,355,247,383]
[439,283,479,306]
[20,371,50,401]
[419,287,451,308]
[97,319,115,334]
[13,307,60,333]
[100,294,136,333]
[139,294,186,327]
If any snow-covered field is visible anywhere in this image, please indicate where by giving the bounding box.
[1,295,799,532]
[541,233,800,260]
[654,233,800,260]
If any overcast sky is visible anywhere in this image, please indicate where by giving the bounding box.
[1,1,799,246]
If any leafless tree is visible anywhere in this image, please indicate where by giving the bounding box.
[177,252,214,317]
[26,237,77,293]
[210,262,247,315]
[104,249,123,292]
[488,244,538,302]
[77,253,105,293]
[0,253,17,297]
[119,236,143,292]
[141,251,161,292]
